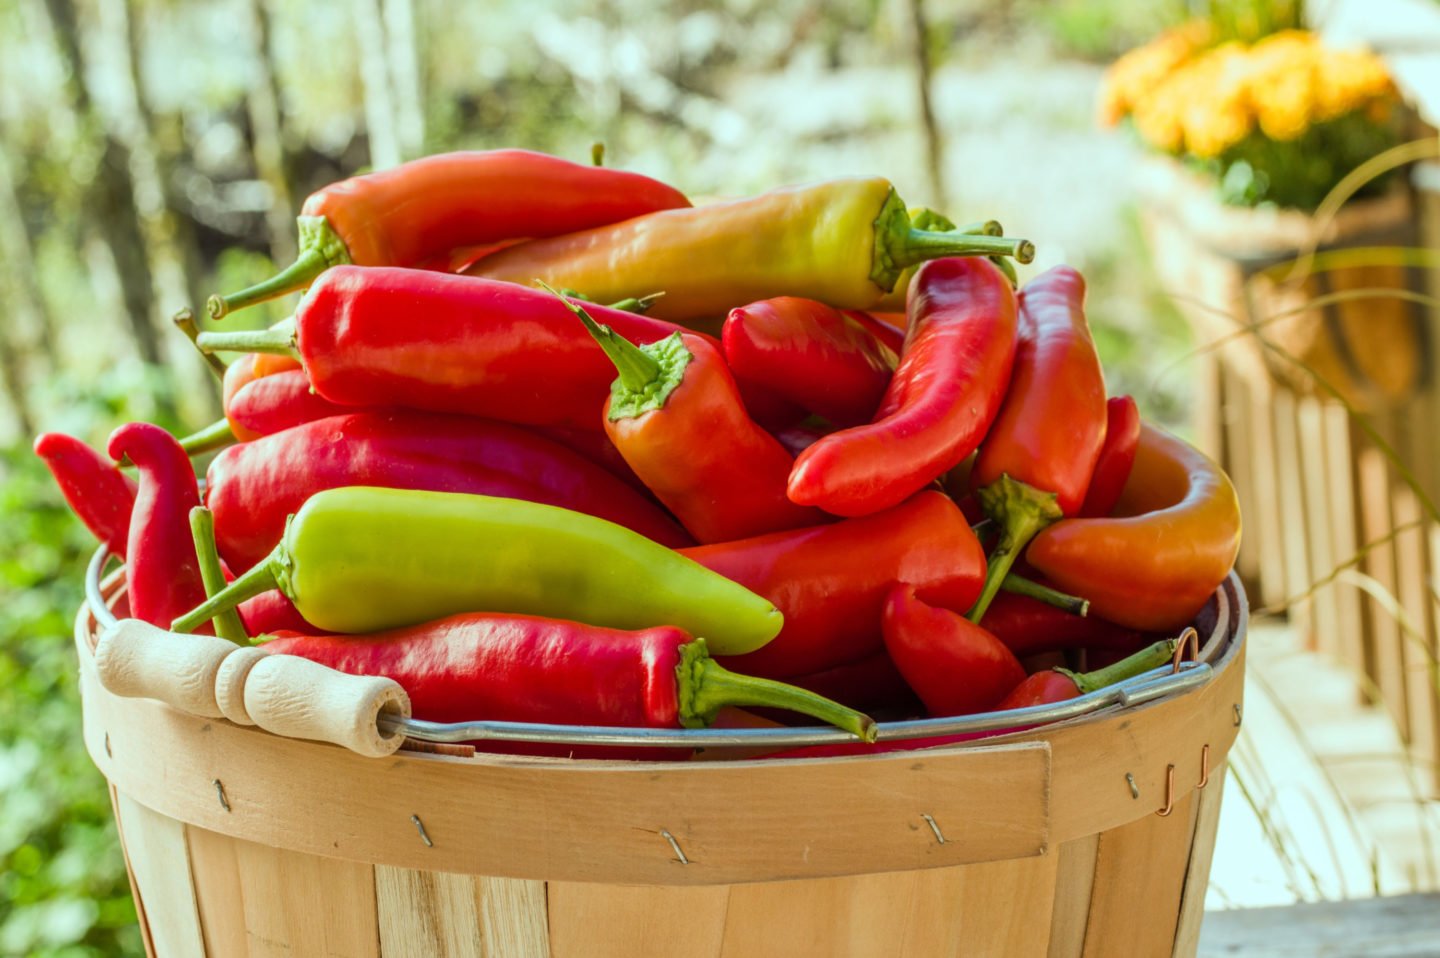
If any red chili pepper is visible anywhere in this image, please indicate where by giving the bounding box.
[1078,395,1141,518]
[787,257,1019,517]
[561,293,823,543]
[197,267,695,431]
[226,367,379,439]
[237,591,335,637]
[882,584,1025,717]
[207,149,690,319]
[683,491,986,678]
[979,591,1147,658]
[771,422,834,458]
[259,616,876,748]
[783,651,916,712]
[965,266,1108,622]
[995,639,1177,709]
[534,425,652,496]
[106,423,207,629]
[33,433,138,558]
[205,411,692,572]
[841,310,906,354]
[722,297,897,427]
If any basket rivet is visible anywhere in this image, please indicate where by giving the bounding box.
[1198,744,1211,788]
[1125,773,1140,800]
[920,813,947,845]
[213,779,231,813]
[1156,764,1177,817]
[1233,704,1243,727]
[659,829,690,865]
[410,814,433,848]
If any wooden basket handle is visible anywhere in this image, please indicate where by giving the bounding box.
[93,619,411,757]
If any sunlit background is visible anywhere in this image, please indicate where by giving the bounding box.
[1,0,1437,954]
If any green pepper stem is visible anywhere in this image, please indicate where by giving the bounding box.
[189,507,249,645]
[591,142,605,167]
[607,292,665,314]
[891,229,1035,268]
[178,419,237,457]
[1001,574,1089,617]
[1070,639,1180,694]
[957,219,1003,236]
[195,317,299,358]
[173,308,229,378]
[172,553,279,634]
[206,216,351,319]
[541,281,661,391]
[677,639,878,741]
[967,474,1064,623]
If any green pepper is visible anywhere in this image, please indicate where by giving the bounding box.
[172,487,783,654]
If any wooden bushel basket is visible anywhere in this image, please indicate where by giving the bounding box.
[77,573,1247,958]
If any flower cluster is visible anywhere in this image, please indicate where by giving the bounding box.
[1101,28,1397,160]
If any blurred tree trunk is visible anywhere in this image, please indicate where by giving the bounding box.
[40,0,163,368]
[353,0,400,169]
[0,290,37,437]
[905,0,947,211]
[0,144,58,368]
[383,0,425,159]
[241,0,297,265]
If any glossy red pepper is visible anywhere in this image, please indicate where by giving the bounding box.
[197,267,695,431]
[221,353,304,441]
[1078,396,1141,518]
[259,615,876,747]
[722,297,897,427]
[771,422,834,458]
[34,433,137,558]
[882,584,1025,717]
[238,590,334,637]
[106,423,207,629]
[842,310,905,354]
[684,491,986,678]
[227,367,379,439]
[966,266,1108,622]
[564,294,823,543]
[979,591,1147,658]
[534,425,651,496]
[208,149,691,318]
[205,411,692,571]
[787,257,1019,517]
[784,652,916,713]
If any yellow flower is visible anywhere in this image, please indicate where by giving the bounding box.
[1099,20,1211,126]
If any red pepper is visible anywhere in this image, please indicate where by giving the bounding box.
[106,423,207,629]
[841,310,906,354]
[979,591,1147,658]
[208,149,691,318]
[966,266,1108,622]
[683,491,986,678]
[771,422,834,458]
[1078,395,1141,518]
[562,293,824,543]
[882,584,1025,717]
[197,267,695,431]
[33,433,138,558]
[238,591,335,637]
[534,425,652,496]
[783,652,916,712]
[205,411,692,572]
[227,367,379,439]
[721,297,897,427]
[787,257,1019,517]
[259,615,876,747]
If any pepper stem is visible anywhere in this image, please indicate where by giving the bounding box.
[967,474,1064,623]
[189,507,249,645]
[178,419,237,457]
[870,190,1034,291]
[206,216,351,319]
[607,292,665,314]
[195,318,299,358]
[541,281,661,390]
[1068,639,1180,694]
[173,308,229,378]
[677,639,878,741]
[172,552,279,634]
[1000,574,1089,617]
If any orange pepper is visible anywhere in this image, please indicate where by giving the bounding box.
[1025,422,1241,631]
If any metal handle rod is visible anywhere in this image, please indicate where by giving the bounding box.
[85,544,1230,749]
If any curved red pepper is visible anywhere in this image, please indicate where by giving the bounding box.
[1078,395,1141,518]
[685,491,986,678]
[787,258,1019,517]
[567,298,823,544]
[259,614,875,754]
[106,423,207,629]
[534,425,652,496]
[34,433,138,558]
[842,310,906,354]
[882,584,1025,717]
[965,266,1108,621]
[227,367,381,439]
[979,591,1147,658]
[722,297,897,427]
[205,411,693,571]
[238,590,335,637]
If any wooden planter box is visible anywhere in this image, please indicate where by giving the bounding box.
[77,574,1246,957]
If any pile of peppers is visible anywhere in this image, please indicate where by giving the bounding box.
[36,148,1241,760]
